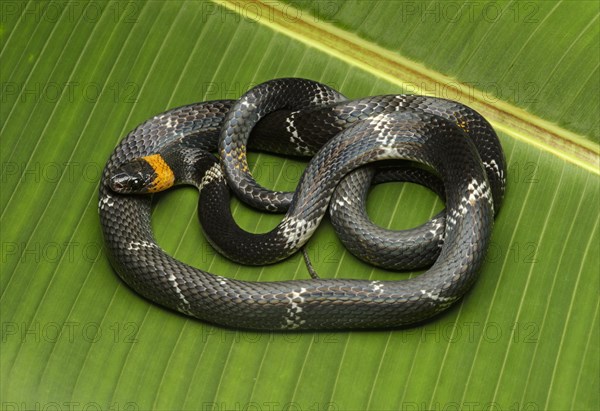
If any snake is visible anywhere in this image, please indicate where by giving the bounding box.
[99,78,506,330]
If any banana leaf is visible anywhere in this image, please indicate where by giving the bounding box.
[1,1,598,410]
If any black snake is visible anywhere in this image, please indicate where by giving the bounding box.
[99,78,506,330]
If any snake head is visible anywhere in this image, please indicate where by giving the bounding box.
[109,154,175,194]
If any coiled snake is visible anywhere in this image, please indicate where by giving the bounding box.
[99,78,506,330]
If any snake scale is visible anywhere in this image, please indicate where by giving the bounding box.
[99,78,506,330]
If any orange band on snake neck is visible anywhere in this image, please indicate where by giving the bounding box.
[143,154,175,192]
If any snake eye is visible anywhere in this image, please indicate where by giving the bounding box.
[130,177,142,190]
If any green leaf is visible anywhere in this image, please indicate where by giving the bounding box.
[1,1,598,410]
